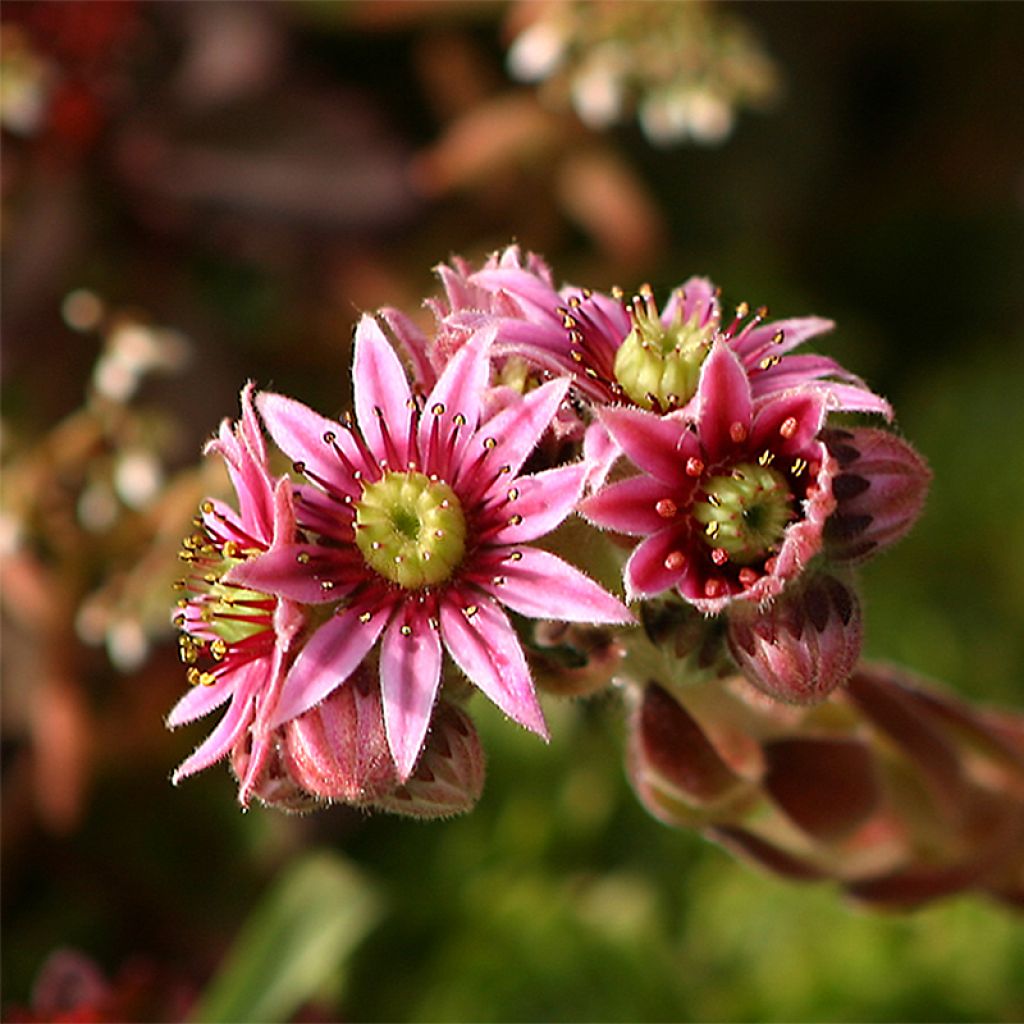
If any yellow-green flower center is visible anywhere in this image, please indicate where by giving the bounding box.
[692,463,793,564]
[177,529,270,645]
[203,558,270,644]
[613,294,713,410]
[355,471,467,589]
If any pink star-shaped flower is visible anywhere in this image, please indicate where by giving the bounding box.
[234,316,631,778]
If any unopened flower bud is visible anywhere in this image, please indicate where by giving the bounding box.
[626,683,752,826]
[373,702,485,819]
[529,620,625,697]
[727,571,862,704]
[230,735,321,815]
[280,667,399,804]
[762,736,880,841]
[822,428,931,564]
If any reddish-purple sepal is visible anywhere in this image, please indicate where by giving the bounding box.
[822,427,931,564]
[372,702,486,819]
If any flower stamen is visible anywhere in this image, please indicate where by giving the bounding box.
[692,462,794,565]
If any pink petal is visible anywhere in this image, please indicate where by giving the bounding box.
[662,275,720,329]
[257,392,365,492]
[491,318,579,364]
[624,528,690,601]
[379,609,443,779]
[171,688,255,784]
[378,307,436,390]
[471,267,562,324]
[751,390,827,456]
[697,342,752,464]
[291,484,344,535]
[440,593,548,739]
[226,543,352,604]
[436,260,477,310]
[580,473,691,536]
[751,358,893,420]
[466,377,570,485]
[270,476,297,548]
[419,327,494,473]
[238,645,291,804]
[204,413,241,464]
[206,394,274,541]
[270,605,392,727]
[200,498,245,544]
[166,674,234,728]
[597,405,689,484]
[238,380,268,466]
[352,315,412,466]
[574,288,631,343]
[488,463,583,544]
[819,382,893,420]
[273,596,306,648]
[489,548,630,623]
[582,420,621,492]
[753,353,862,390]
[732,316,835,360]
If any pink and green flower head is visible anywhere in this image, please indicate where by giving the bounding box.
[232,316,631,779]
[380,246,558,393]
[580,342,837,613]
[464,250,891,419]
[168,384,305,805]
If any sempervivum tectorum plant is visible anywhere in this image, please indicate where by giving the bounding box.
[230,316,631,780]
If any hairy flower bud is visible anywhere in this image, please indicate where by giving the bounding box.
[229,734,321,815]
[373,702,486,819]
[279,666,399,804]
[626,683,754,826]
[762,736,880,841]
[822,427,931,564]
[529,620,625,697]
[726,571,862,704]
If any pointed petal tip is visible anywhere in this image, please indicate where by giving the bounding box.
[520,706,550,743]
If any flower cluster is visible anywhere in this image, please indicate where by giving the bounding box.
[170,310,630,813]
[168,243,964,884]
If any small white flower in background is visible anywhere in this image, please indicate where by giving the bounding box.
[507,16,569,82]
[114,450,164,510]
[570,44,628,129]
[506,0,779,147]
[640,86,734,146]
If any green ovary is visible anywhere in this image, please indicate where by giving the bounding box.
[691,463,794,564]
[204,570,270,644]
[613,317,711,410]
[355,471,467,589]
